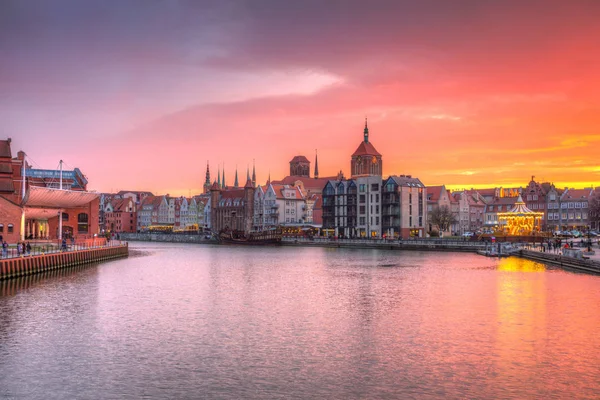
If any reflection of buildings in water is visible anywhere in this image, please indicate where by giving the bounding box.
[495,258,547,383]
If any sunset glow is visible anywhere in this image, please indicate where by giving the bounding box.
[3,0,600,195]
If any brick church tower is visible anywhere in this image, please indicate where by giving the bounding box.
[351,119,382,178]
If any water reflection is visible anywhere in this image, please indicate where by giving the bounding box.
[0,243,599,399]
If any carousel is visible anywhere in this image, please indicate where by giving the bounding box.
[496,194,545,236]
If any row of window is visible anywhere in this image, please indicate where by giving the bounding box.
[0,224,14,234]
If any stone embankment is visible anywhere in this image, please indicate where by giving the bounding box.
[518,249,600,275]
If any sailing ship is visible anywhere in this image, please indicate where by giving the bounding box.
[217,228,282,245]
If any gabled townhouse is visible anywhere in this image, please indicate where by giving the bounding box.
[465,191,487,232]
[322,179,357,237]
[426,185,452,234]
[483,196,519,230]
[559,188,594,230]
[450,191,470,235]
[104,197,137,233]
[544,185,564,231]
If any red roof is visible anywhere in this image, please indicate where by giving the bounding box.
[273,176,334,192]
[351,141,381,157]
[290,155,310,163]
[0,140,12,158]
[562,188,593,200]
[426,185,446,202]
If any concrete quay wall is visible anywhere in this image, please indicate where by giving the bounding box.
[0,245,129,281]
[119,233,208,244]
[282,238,487,252]
[518,249,600,275]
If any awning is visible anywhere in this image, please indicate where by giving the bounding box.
[23,186,99,213]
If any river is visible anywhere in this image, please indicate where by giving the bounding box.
[1,242,599,399]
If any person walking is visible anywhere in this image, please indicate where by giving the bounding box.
[2,241,7,258]
[26,242,31,255]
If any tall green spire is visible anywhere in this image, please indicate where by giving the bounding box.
[364,117,369,143]
[252,159,256,187]
[314,149,319,179]
[223,164,226,188]
[234,166,239,188]
[217,165,221,188]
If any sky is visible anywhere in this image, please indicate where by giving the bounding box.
[2,0,600,196]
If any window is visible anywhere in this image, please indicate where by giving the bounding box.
[0,224,3,233]
[375,217,379,225]
[8,224,13,233]
[359,195,366,203]
[78,213,89,233]
[360,206,366,214]
[360,217,366,225]
[359,184,366,193]
[62,212,69,221]
[371,183,379,191]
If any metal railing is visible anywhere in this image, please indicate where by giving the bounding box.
[1,240,126,260]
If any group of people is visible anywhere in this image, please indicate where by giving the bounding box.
[1,240,32,258]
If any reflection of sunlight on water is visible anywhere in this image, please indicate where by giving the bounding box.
[497,257,547,272]
[496,259,547,389]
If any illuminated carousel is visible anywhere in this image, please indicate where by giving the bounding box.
[496,194,545,236]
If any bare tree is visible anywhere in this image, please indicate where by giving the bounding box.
[429,205,457,232]
[590,195,600,230]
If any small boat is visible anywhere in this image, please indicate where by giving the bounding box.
[477,250,511,258]
[218,229,282,245]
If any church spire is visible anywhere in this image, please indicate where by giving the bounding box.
[234,166,239,188]
[217,165,221,188]
[364,117,369,143]
[223,164,226,188]
[247,165,250,182]
[205,161,211,186]
[252,159,256,187]
[314,149,319,179]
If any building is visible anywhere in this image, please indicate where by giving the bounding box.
[559,188,594,231]
[426,185,452,234]
[382,175,427,238]
[322,120,426,238]
[210,178,255,233]
[104,197,137,233]
[0,138,99,241]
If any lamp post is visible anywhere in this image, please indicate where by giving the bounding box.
[587,225,592,252]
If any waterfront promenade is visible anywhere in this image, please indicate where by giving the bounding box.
[0,240,129,280]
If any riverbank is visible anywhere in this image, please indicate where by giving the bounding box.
[120,232,600,275]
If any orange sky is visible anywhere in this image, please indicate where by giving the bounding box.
[3,1,600,195]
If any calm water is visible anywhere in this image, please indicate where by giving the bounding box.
[1,242,599,399]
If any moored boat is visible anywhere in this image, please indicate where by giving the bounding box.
[218,229,282,245]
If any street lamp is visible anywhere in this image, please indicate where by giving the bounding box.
[587,225,592,252]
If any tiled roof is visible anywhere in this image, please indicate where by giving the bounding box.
[351,141,381,157]
[0,140,12,158]
[426,185,445,201]
[220,189,245,199]
[0,179,15,193]
[290,155,310,163]
[389,175,425,187]
[273,176,334,191]
[562,188,593,200]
